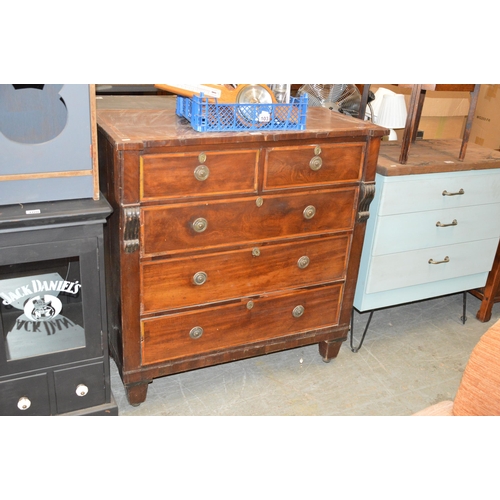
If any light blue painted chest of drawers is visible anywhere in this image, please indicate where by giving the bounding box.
[354,140,500,313]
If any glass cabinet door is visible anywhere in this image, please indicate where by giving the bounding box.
[0,236,103,375]
[1,257,85,361]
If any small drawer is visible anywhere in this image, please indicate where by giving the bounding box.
[53,362,106,414]
[141,284,343,365]
[366,238,500,294]
[140,149,259,201]
[141,188,357,257]
[372,203,500,255]
[378,169,500,216]
[141,234,350,313]
[0,373,51,416]
[263,142,365,190]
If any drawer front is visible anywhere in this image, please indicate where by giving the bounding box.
[141,149,259,201]
[141,284,343,365]
[372,203,500,255]
[378,169,500,215]
[0,373,50,416]
[53,362,106,414]
[141,234,350,313]
[142,188,357,257]
[366,238,500,294]
[264,142,365,190]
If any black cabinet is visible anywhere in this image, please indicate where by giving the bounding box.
[0,196,117,415]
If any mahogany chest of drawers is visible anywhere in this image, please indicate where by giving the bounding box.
[96,97,386,405]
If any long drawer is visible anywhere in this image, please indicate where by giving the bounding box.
[141,234,350,313]
[372,203,500,255]
[263,142,365,190]
[141,284,343,365]
[141,188,357,257]
[366,238,500,294]
[140,149,259,201]
[377,169,500,215]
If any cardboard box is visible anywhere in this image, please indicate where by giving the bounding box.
[470,85,500,150]
[370,84,470,140]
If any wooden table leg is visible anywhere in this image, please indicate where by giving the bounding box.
[399,84,423,164]
[459,84,481,161]
[476,240,500,322]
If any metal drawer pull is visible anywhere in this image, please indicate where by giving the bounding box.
[252,247,261,257]
[76,384,89,397]
[192,271,208,285]
[292,305,305,318]
[442,189,464,196]
[297,256,310,269]
[429,256,450,265]
[194,165,210,181]
[189,326,204,339]
[17,397,31,411]
[303,205,316,219]
[436,219,458,227]
[192,217,208,233]
[309,156,323,171]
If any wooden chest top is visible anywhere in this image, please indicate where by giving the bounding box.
[96,99,388,150]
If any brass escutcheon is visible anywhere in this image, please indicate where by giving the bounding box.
[192,271,207,285]
[292,305,305,318]
[189,326,204,339]
[297,256,310,269]
[309,156,323,171]
[303,205,316,219]
[252,248,261,257]
[192,217,208,233]
[314,145,322,156]
[256,197,264,207]
[246,301,254,310]
[198,152,207,163]
[194,165,210,181]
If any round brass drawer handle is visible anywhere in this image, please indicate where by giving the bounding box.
[189,326,204,339]
[247,300,254,310]
[303,205,316,219]
[309,156,323,171]
[252,247,261,257]
[192,217,208,233]
[292,305,305,318]
[192,271,208,285]
[194,165,210,181]
[297,256,310,269]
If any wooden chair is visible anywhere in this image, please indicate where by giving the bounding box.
[412,318,500,416]
[358,84,481,164]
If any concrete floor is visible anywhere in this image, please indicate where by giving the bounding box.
[109,292,500,416]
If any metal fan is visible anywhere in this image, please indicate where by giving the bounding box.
[297,84,363,118]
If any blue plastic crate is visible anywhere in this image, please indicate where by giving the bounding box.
[176,92,308,132]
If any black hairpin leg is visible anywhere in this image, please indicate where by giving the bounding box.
[461,291,467,324]
[350,308,374,353]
